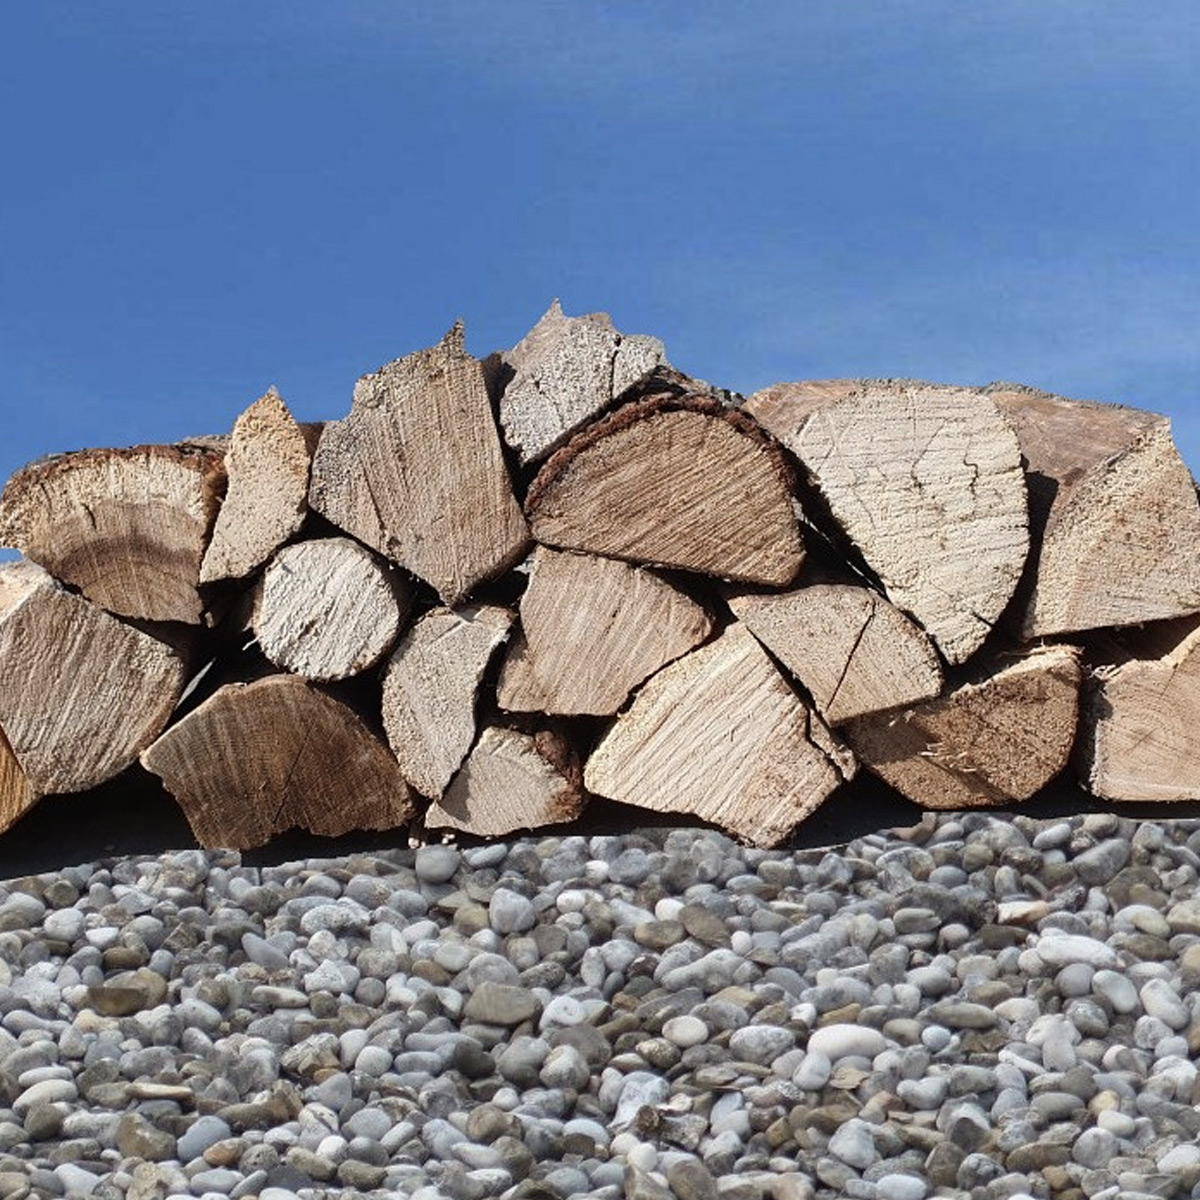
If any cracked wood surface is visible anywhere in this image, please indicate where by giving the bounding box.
[0,723,38,838]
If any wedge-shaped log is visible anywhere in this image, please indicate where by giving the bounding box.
[526,395,804,587]
[844,645,1081,809]
[309,324,530,605]
[497,549,713,715]
[584,623,845,848]
[0,724,37,838]
[989,386,1200,638]
[381,604,515,798]
[0,443,225,623]
[745,381,1028,664]
[141,674,417,849]
[730,582,943,725]
[425,724,584,837]
[201,389,319,584]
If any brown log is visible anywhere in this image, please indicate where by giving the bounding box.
[0,443,225,624]
[744,380,1028,664]
[843,645,1082,809]
[584,623,847,848]
[250,536,411,681]
[526,395,805,587]
[200,389,320,584]
[0,723,37,838]
[309,324,530,605]
[425,724,584,837]
[141,674,417,849]
[381,604,515,798]
[496,548,713,715]
[988,385,1200,638]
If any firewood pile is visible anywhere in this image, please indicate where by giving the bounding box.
[3,302,1200,851]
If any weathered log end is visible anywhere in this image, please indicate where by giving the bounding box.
[0,723,39,837]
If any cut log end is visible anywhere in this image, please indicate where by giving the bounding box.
[0,723,39,837]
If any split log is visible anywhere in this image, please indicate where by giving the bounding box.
[496,300,666,465]
[0,561,186,804]
[141,674,417,849]
[496,548,714,715]
[526,395,805,587]
[988,386,1200,638]
[843,644,1082,809]
[425,724,584,837]
[309,324,530,605]
[0,724,37,838]
[744,380,1028,664]
[200,389,320,584]
[0,443,225,624]
[729,582,943,725]
[584,623,846,848]
[381,604,515,798]
[251,536,411,681]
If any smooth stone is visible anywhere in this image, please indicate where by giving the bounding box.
[663,1016,708,1049]
[827,1118,876,1169]
[415,845,461,884]
[614,1072,671,1127]
[1093,970,1140,1014]
[489,889,537,934]
[1034,933,1118,970]
[806,1025,885,1061]
[178,1115,233,1162]
[874,1174,927,1200]
[463,981,540,1026]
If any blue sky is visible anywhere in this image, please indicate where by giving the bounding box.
[2,3,1198,499]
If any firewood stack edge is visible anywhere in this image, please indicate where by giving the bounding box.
[3,302,1200,852]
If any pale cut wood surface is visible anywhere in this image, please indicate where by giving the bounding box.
[0,723,38,837]
[745,380,1028,664]
[584,623,845,848]
[0,444,225,624]
[496,548,713,715]
[0,561,186,798]
[141,674,417,849]
[381,604,515,798]
[526,395,805,587]
[200,389,319,583]
[251,536,410,681]
[844,645,1082,809]
[308,324,530,605]
[730,583,943,725]
[425,724,584,837]
[989,387,1200,638]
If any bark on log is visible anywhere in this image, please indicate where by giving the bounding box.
[526,395,805,587]
[200,389,319,584]
[251,536,411,681]
[381,604,515,798]
[0,724,38,837]
[744,380,1028,664]
[425,724,585,837]
[496,548,714,715]
[843,645,1082,809]
[988,386,1200,638]
[0,444,225,624]
[309,324,530,605]
[584,623,846,848]
[141,674,417,848]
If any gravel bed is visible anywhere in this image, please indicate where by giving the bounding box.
[2,811,1200,1200]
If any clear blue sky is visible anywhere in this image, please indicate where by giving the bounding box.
[2,4,1198,497]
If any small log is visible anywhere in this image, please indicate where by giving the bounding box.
[497,300,666,465]
[843,645,1082,809]
[381,604,515,798]
[251,536,410,681]
[200,389,320,584]
[425,724,584,837]
[496,548,714,715]
[729,582,943,725]
[0,724,37,837]
[141,674,417,849]
[0,443,225,624]
[744,380,1028,664]
[988,386,1200,638]
[309,324,530,605]
[526,395,804,587]
[584,623,846,848]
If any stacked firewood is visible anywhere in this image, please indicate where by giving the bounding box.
[3,302,1200,850]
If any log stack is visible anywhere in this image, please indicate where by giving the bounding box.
[3,302,1199,851]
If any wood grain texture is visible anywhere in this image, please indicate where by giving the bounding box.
[0,723,38,837]
[745,380,1028,664]
[844,645,1082,808]
[527,395,805,587]
[0,443,225,623]
[584,623,845,848]
[141,674,416,849]
[496,548,713,715]
[308,324,530,605]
